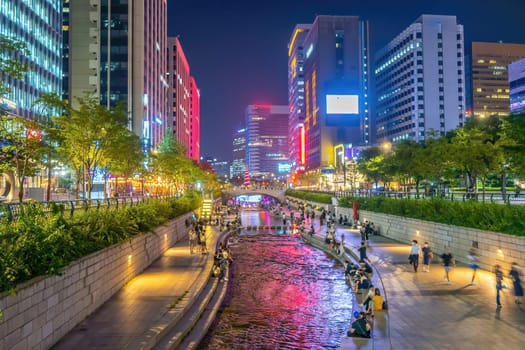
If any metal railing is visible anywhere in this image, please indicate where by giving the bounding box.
[0,195,177,222]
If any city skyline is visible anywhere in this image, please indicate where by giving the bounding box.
[168,0,525,161]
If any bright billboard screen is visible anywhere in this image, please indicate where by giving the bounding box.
[326,95,359,114]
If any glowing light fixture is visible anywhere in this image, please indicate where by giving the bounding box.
[300,126,305,165]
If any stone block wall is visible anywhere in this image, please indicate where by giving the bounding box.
[0,213,193,350]
[335,207,525,273]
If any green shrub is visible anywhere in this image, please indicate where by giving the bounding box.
[285,189,332,204]
[288,190,525,236]
[0,195,199,293]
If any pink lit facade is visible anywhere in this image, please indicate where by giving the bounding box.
[168,37,200,160]
[190,77,201,161]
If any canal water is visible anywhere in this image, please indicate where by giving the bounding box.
[200,209,354,349]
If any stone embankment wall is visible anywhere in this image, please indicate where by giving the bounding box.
[336,207,525,272]
[0,213,193,350]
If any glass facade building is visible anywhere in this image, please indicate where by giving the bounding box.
[375,15,465,143]
[0,0,63,120]
[69,0,168,151]
[230,127,247,181]
[509,58,525,114]
[245,105,289,180]
[293,16,371,170]
[288,24,311,175]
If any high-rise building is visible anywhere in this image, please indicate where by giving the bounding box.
[375,15,465,143]
[231,127,247,181]
[293,16,371,171]
[288,24,311,175]
[509,58,525,114]
[62,0,70,103]
[471,42,525,118]
[69,0,169,151]
[245,105,289,180]
[0,0,63,120]
[189,77,200,161]
[167,37,200,161]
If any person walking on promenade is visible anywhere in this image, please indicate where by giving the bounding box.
[509,262,523,305]
[358,241,367,262]
[409,240,421,272]
[188,228,197,254]
[468,248,479,285]
[422,242,433,272]
[199,230,208,255]
[495,264,504,308]
[441,248,454,284]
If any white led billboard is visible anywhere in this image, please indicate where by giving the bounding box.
[326,95,359,114]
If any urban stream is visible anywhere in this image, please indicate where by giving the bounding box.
[200,209,355,349]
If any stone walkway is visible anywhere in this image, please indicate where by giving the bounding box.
[51,224,221,350]
[316,220,525,350]
[51,208,525,350]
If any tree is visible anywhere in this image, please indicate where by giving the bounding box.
[153,135,196,194]
[389,140,426,194]
[501,113,525,179]
[53,94,129,199]
[105,130,144,197]
[0,116,47,201]
[452,127,499,199]
[33,92,64,201]
[357,147,384,189]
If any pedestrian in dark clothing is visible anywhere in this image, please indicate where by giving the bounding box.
[441,248,454,284]
[495,264,504,308]
[509,263,523,305]
[422,242,433,272]
[358,241,367,261]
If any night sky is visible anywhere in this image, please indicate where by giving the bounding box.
[167,0,524,161]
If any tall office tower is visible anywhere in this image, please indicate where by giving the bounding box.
[297,16,371,171]
[230,127,247,181]
[0,0,63,120]
[62,0,70,103]
[288,24,312,175]
[375,15,465,144]
[245,105,289,180]
[168,37,200,160]
[69,0,168,152]
[509,58,525,114]
[471,42,525,118]
[189,77,200,161]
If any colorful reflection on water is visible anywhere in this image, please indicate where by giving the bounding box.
[200,210,354,349]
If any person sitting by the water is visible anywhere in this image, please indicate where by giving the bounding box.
[356,274,371,292]
[347,311,371,338]
[369,288,384,317]
[361,285,375,311]
[308,225,315,236]
[212,263,221,278]
[343,215,349,226]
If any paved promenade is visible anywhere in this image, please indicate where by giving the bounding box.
[315,221,525,350]
[52,224,221,350]
[51,209,525,350]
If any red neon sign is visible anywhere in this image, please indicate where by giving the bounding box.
[300,126,305,165]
